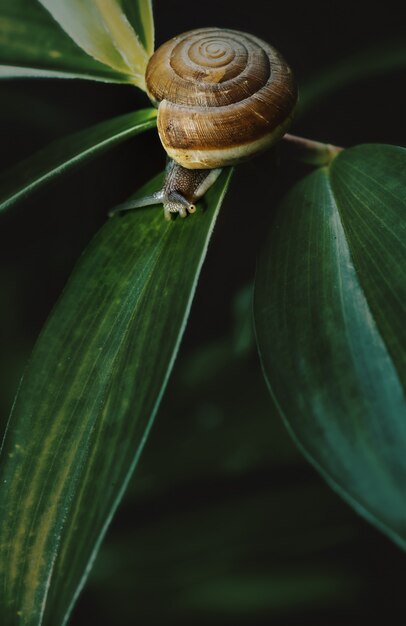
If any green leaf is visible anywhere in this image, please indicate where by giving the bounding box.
[254,144,406,549]
[37,0,153,89]
[120,0,154,57]
[0,108,157,214]
[91,485,360,622]
[0,0,131,82]
[300,40,406,116]
[0,167,233,626]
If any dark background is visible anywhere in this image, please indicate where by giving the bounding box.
[0,1,405,624]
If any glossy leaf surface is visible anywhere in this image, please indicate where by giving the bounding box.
[0,0,130,82]
[0,168,232,626]
[254,145,406,549]
[38,0,153,89]
[0,108,157,213]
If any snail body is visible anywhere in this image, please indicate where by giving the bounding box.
[111,28,297,220]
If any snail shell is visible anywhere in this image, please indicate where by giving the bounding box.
[110,28,298,220]
[145,27,298,169]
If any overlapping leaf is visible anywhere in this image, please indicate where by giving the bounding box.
[38,0,153,88]
[254,144,406,549]
[0,168,233,626]
[120,0,154,56]
[0,0,131,82]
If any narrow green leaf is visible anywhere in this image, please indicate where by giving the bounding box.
[254,145,406,549]
[0,168,233,625]
[38,0,153,90]
[121,0,154,57]
[300,40,406,115]
[0,108,157,213]
[0,0,129,82]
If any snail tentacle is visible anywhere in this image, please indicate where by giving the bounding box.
[109,160,221,219]
[108,191,165,217]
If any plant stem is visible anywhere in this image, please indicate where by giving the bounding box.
[281,133,344,166]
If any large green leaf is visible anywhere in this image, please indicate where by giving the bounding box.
[0,167,232,626]
[0,108,157,214]
[37,0,153,89]
[254,145,406,549]
[0,0,132,82]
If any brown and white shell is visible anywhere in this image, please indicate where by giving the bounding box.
[145,28,298,169]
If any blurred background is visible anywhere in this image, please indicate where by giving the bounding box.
[0,0,405,624]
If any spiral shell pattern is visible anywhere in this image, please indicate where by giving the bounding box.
[146,28,297,169]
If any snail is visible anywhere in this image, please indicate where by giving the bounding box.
[111,28,298,221]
